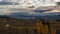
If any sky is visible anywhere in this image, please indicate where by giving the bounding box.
[0,0,60,15]
[0,0,59,2]
[0,0,2,1]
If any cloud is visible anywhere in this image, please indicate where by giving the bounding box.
[0,0,2,1]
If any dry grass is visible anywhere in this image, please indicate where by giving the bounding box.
[0,18,59,34]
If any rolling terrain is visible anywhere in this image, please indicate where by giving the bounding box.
[0,16,59,34]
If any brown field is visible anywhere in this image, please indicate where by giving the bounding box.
[0,18,59,34]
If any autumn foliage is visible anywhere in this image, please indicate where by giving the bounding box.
[35,21,49,34]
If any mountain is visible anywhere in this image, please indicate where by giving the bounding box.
[0,15,11,19]
[5,11,60,19]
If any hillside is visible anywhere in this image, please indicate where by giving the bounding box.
[0,17,59,34]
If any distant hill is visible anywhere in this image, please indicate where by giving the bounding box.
[5,12,60,20]
[0,15,12,19]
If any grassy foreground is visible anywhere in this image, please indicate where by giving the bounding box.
[0,18,59,34]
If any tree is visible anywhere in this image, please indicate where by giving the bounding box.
[35,20,49,34]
